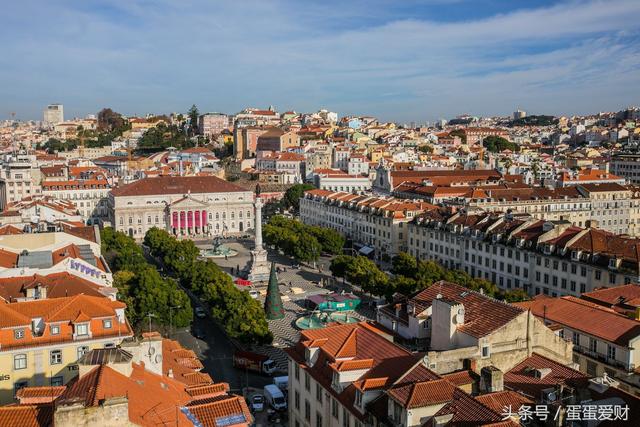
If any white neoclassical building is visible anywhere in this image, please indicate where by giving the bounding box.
[108,175,255,238]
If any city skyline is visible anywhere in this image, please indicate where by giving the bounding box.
[1,0,640,122]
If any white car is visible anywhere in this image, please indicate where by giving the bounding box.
[251,394,264,412]
[195,307,206,318]
[249,290,260,299]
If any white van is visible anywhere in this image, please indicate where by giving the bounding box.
[273,376,288,392]
[264,384,287,411]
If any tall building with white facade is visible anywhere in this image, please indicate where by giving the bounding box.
[43,104,64,125]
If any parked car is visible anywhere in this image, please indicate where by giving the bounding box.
[251,394,264,412]
[291,262,300,269]
[249,289,260,299]
[195,307,206,318]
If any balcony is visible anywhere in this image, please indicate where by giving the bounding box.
[573,345,633,372]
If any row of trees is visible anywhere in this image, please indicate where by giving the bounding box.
[263,215,345,263]
[330,252,529,302]
[100,228,193,330]
[483,135,520,153]
[144,228,272,344]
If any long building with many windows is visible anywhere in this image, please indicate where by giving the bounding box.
[300,189,435,259]
[407,209,640,297]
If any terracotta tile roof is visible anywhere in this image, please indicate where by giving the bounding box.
[186,383,229,398]
[441,370,478,386]
[0,272,106,302]
[388,379,456,408]
[0,405,53,427]
[581,284,640,309]
[0,248,19,267]
[332,358,374,372]
[432,388,512,426]
[504,352,589,399]
[516,295,640,345]
[163,339,210,387]
[185,395,253,427]
[111,175,248,197]
[15,386,66,404]
[475,390,533,414]
[59,363,193,426]
[410,281,524,337]
[0,225,23,235]
[286,322,420,421]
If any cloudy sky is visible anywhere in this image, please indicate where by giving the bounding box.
[1,0,639,122]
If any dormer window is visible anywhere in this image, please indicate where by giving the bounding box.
[14,329,25,339]
[355,389,363,408]
[75,323,89,336]
[50,325,60,335]
[103,319,112,329]
[571,250,581,261]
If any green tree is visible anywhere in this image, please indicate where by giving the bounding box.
[330,255,352,278]
[283,183,315,210]
[345,256,389,296]
[188,104,199,135]
[390,275,417,296]
[392,252,417,277]
[503,288,530,303]
[293,234,321,263]
[483,135,519,153]
[309,226,345,255]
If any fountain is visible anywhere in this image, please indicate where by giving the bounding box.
[200,237,238,258]
[295,309,359,330]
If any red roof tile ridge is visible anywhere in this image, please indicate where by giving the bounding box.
[334,328,358,359]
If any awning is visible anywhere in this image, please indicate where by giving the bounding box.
[358,246,374,256]
[234,278,252,286]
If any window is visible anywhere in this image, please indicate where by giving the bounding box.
[103,319,112,329]
[14,354,27,370]
[75,323,89,336]
[77,346,90,360]
[50,350,62,365]
[342,407,350,427]
[589,338,597,353]
[608,345,616,360]
[316,412,323,427]
[572,332,580,345]
[305,399,311,421]
[482,345,490,358]
[355,390,362,407]
[332,398,339,418]
[305,371,310,391]
[595,270,602,280]
[294,390,300,410]
[294,363,300,380]
[316,383,322,403]
[14,329,25,339]
[50,376,64,387]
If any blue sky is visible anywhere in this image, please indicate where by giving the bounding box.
[1,0,639,122]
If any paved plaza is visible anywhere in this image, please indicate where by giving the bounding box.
[196,238,378,372]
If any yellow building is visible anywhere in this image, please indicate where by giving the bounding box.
[0,294,132,403]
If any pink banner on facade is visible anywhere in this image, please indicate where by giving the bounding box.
[202,210,207,226]
[172,212,178,228]
[179,211,186,229]
[194,210,200,227]
[187,211,193,228]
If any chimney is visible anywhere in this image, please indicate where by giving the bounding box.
[167,368,174,378]
[480,366,504,393]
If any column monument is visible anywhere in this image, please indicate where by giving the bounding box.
[247,185,270,283]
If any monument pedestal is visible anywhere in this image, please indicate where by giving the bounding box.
[248,248,270,283]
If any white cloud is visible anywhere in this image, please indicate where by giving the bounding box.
[0,0,638,121]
